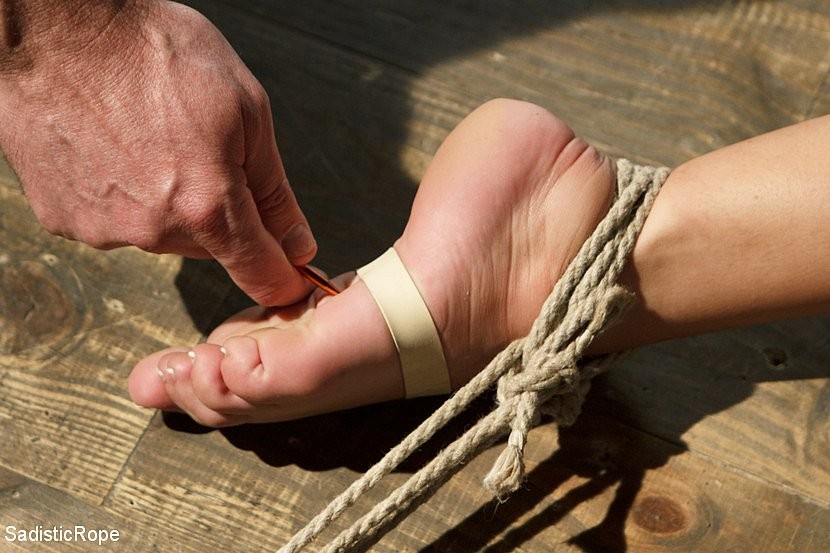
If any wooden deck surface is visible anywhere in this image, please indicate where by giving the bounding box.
[2,0,830,551]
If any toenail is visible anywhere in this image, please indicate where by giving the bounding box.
[155,367,165,379]
[187,350,196,361]
[165,366,176,379]
[219,346,227,356]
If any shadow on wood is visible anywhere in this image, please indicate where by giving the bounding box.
[162,392,495,473]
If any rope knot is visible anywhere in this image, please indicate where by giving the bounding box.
[484,282,635,497]
[478,161,669,503]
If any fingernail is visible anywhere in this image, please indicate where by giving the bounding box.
[281,224,316,261]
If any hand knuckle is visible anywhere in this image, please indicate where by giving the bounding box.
[130,228,165,253]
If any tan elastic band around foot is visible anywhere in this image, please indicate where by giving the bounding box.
[357,248,451,398]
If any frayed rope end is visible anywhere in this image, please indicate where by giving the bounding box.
[483,429,527,500]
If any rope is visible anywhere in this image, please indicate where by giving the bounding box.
[278,159,670,552]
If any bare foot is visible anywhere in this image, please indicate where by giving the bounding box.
[128,99,615,426]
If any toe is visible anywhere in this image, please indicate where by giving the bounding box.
[130,270,409,423]
[128,347,189,409]
[189,343,255,414]
[217,335,271,401]
[213,277,406,419]
[159,350,246,428]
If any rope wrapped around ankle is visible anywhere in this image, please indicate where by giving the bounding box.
[278,159,670,553]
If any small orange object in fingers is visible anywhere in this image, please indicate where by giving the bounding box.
[297,265,340,296]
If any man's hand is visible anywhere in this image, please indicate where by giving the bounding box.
[0,0,315,305]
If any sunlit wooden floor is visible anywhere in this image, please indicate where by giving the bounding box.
[1,1,829,551]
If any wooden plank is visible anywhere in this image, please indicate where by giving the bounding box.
[411,413,830,552]
[594,316,830,505]
[103,404,830,551]
[104,407,414,551]
[808,67,830,118]
[202,0,830,162]
[0,465,171,552]
[0,166,192,502]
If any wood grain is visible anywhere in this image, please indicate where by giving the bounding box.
[210,0,830,163]
[598,318,830,505]
[0,465,167,551]
[1,0,829,551]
